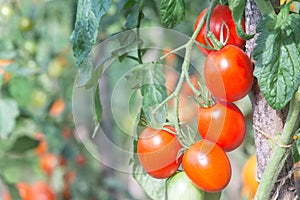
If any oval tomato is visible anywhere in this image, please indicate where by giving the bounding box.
[194,5,245,56]
[242,154,258,199]
[39,153,59,176]
[204,45,253,102]
[168,171,222,200]
[137,126,182,179]
[182,140,231,192]
[30,182,56,200]
[198,102,246,152]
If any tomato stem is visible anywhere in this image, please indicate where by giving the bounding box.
[254,86,300,199]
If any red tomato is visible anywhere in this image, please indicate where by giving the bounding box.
[204,45,253,102]
[39,153,58,176]
[137,126,182,179]
[3,182,31,200]
[198,102,246,152]
[182,140,231,192]
[194,5,245,56]
[30,182,56,200]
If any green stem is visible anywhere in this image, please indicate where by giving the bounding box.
[254,0,275,15]
[254,87,300,200]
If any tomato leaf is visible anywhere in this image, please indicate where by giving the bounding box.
[128,63,167,129]
[160,0,185,28]
[77,30,142,88]
[0,98,19,139]
[8,78,33,107]
[253,9,300,109]
[70,0,112,67]
[228,0,254,40]
[94,84,102,123]
[121,0,143,29]
[8,136,39,154]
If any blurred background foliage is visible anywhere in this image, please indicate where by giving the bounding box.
[0,0,257,199]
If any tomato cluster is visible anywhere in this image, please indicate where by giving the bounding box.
[136,4,253,198]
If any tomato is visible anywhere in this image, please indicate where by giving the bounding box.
[1,5,14,18]
[182,140,231,192]
[242,154,258,199]
[194,5,245,56]
[34,132,48,155]
[204,45,253,102]
[30,182,56,200]
[137,126,182,179]
[49,99,65,117]
[75,153,86,167]
[167,171,222,200]
[39,153,59,176]
[31,90,47,108]
[19,17,34,32]
[3,182,31,200]
[198,102,246,152]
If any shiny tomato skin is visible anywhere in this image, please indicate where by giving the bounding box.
[167,172,205,200]
[204,45,253,102]
[198,102,246,152]
[137,126,182,179]
[182,140,231,192]
[194,5,245,56]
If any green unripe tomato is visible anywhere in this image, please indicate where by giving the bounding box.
[167,172,221,200]
[19,17,34,32]
[1,5,13,18]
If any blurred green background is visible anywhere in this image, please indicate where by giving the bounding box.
[0,0,257,199]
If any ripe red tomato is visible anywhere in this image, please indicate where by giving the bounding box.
[182,140,231,192]
[194,5,245,56]
[204,45,253,102]
[39,153,59,176]
[137,126,182,179]
[198,102,246,152]
[30,182,56,200]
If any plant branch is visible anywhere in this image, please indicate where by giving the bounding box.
[254,86,300,200]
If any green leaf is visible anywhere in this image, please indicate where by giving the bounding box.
[132,164,166,199]
[70,0,112,67]
[253,10,300,109]
[5,183,21,200]
[128,63,167,129]
[130,112,166,200]
[0,98,19,138]
[8,77,33,107]
[160,0,185,28]
[8,136,39,154]
[94,84,102,123]
[228,0,254,40]
[121,0,143,29]
[77,30,142,88]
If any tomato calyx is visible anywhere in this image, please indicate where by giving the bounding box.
[205,21,230,51]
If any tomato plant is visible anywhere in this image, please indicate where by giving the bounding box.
[198,102,246,152]
[182,139,231,192]
[204,45,253,102]
[137,126,182,179]
[194,5,245,56]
